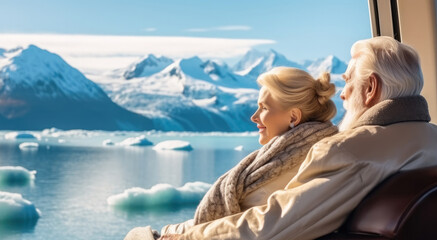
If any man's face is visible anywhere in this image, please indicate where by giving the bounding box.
[339,60,367,131]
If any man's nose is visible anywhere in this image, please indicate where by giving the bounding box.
[340,89,346,100]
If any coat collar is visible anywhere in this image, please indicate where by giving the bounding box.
[352,95,431,128]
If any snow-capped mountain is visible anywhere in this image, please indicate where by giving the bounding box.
[123,54,173,79]
[0,45,154,130]
[306,55,348,77]
[102,56,259,132]
[101,49,348,132]
[0,44,348,131]
[233,49,303,79]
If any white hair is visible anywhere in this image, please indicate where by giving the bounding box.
[345,36,423,100]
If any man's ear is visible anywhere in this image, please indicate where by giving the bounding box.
[290,108,302,126]
[364,73,381,107]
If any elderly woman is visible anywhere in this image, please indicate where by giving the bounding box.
[125,67,339,239]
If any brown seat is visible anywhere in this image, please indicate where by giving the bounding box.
[318,166,437,240]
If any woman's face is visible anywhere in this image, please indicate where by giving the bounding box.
[251,87,292,145]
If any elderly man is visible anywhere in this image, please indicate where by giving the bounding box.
[127,36,437,240]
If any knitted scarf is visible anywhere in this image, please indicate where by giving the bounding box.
[193,121,338,224]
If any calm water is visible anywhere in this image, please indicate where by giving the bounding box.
[0,131,260,240]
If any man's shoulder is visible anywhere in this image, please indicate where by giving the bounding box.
[310,121,437,164]
[317,121,437,148]
[313,125,379,150]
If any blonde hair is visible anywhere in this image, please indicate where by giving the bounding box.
[257,67,336,122]
[346,36,423,100]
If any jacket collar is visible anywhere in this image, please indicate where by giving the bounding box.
[352,95,431,128]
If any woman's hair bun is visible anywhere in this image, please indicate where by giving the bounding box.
[315,72,336,105]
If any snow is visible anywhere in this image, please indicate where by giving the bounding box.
[107,181,211,210]
[19,142,39,150]
[233,49,303,78]
[0,45,156,131]
[153,140,193,151]
[0,191,40,223]
[0,166,36,186]
[0,45,108,101]
[0,33,275,76]
[123,54,174,79]
[100,54,261,132]
[307,55,348,77]
[118,135,153,146]
[4,132,40,140]
[0,43,347,132]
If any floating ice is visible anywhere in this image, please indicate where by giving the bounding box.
[41,127,62,135]
[107,181,211,210]
[4,132,40,140]
[0,166,36,186]
[153,140,193,151]
[0,191,40,223]
[234,145,244,151]
[19,142,39,150]
[102,139,115,146]
[118,135,153,146]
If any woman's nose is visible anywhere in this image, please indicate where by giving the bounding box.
[251,110,259,123]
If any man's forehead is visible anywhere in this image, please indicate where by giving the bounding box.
[344,58,358,78]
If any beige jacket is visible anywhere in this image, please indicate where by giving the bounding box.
[179,96,437,240]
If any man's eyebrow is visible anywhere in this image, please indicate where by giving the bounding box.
[342,74,349,81]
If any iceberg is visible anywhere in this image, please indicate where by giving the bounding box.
[107,181,211,210]
[0,191,40,223]
[118,135,153,146]
[234,145,244,151]
[102,139,115,146]
[153,140,193,151]
[0,166,36,186]
[19,142,39,150]
[5,132,40,140]
[41,127,62,135]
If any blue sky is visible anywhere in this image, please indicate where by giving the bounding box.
[0,0,371,63]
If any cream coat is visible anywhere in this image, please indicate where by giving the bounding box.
[179,96,437,240]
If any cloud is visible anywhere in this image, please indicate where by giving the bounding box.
[0,33,274,75]
[186,25,252,32]
[142,28,157,32]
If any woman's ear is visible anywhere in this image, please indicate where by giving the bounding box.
[365,73,381,107]
[290,108,302,126]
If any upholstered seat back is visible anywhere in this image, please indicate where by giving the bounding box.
[319,166,437,240]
